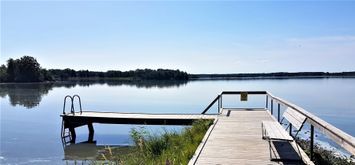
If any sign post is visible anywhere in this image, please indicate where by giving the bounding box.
[240,92,248,101]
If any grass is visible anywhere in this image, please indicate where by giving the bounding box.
[296,138,355,165]
[95,119,213,165]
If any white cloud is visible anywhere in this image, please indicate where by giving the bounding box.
[287,35,355,44]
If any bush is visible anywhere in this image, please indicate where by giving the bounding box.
[96,120,213,164]
[296,138,355,165]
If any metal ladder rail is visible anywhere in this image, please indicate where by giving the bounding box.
[62,94,83,115]
[61,120,72,145]
[61,95,82,145]
[62,95,74,114]
[61,95,73,146]
[72,95,82,114]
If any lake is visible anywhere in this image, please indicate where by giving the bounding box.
[1,78,355,164]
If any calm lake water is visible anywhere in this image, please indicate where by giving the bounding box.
[1,78,355,164]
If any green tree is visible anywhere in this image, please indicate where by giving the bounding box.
[6,58,16,81]
[15,56,42,82]
[0,64,7,82]
[5,56,43,82]
[41,69,53,81]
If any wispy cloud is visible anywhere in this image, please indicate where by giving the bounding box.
[287,35,355,44]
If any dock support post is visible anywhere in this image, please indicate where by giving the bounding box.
[220,95,223,110]
[277,103,280,122]
[265,95,268,108]
[69,127,76,143]
[88,123,94,142]
[289,124,292,136]
[217,95,220,114]
[271,99,273,115]
[310,125,314,161]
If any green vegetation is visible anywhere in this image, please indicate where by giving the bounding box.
[2,55,355,83]
[48,68,188,81]
[191,72,355,80]
[94,120,213,164]
[297,138,355,165]
[0,56,188,82]
[0,56,52,82]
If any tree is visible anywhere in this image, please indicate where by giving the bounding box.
[4,56,43,82]
[15,56,42,82]
[0,64,7,82]
[6,58,15,81]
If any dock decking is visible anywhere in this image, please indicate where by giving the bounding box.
[191,109,310,165]
[61,109,310,164]
[61,111,216,125]
[61,91,355,164]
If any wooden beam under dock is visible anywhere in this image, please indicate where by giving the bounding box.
[61,111,216,126]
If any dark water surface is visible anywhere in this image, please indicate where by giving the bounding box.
[1,79,354,164]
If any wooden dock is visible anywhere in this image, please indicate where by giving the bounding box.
[61,91,355,164]
[61,109,310,164]
[61,111,216,144]
[190,109,310,165]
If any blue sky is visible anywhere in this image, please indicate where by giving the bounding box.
[1,1,355,73]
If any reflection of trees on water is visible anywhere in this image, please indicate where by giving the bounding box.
[0,83,54,108]
[66,79,188,88]
[0,80,188,109]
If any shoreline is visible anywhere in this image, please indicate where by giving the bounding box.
[190,75,355,80]
[1,76,355,84]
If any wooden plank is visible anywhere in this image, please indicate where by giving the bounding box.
[272,121,293,141]
[270,122,285,139]
[189,119,218,165]
[63,111,216,120]
[62,111,216,126]
[283,107,306,130]
[194,109,308,164]
[263,121,293,141]
[265,122,281,139]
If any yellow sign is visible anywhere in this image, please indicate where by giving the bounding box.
[241,92,248,101]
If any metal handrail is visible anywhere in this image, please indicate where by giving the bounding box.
[63,95,73,114]
[201,95,220,114]
[221,91,267,95]
[62,94,83,115]
[72,95,82,114]
[201,91,268,114]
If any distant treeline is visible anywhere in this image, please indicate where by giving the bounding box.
[48,68,189,81]
[190,72,355,79]
[1,56,355,83]
[0,56,188,83]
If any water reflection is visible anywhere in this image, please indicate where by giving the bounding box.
[67,79,188,88]
[0,80,188,109]
[0,83,53,108]
[63,143,126,164]
[64,143,99,161]
[63,142,130,163]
